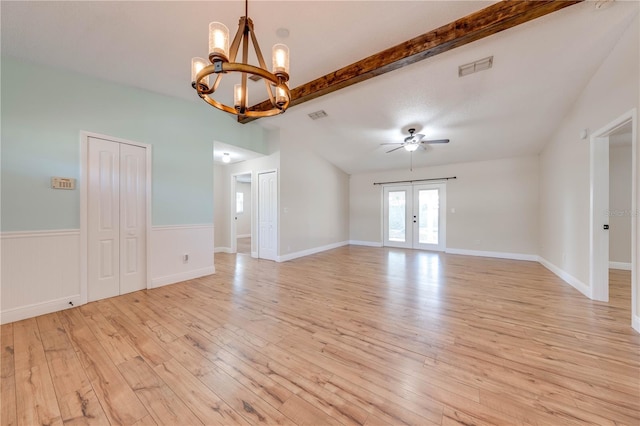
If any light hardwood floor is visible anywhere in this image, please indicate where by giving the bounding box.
[1,247,638,425]
[237,237,251,255]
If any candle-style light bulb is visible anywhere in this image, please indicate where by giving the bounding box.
[209,22,230,61]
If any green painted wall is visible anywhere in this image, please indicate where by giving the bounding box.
[1,57,267,231]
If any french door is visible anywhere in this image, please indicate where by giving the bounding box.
[383,184,446,251]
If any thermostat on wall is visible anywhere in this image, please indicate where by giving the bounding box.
[51,177,76,190]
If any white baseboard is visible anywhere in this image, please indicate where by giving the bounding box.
[251,251,258,258]
[1,295,81,325]
[445,248,538,262]
[348,240,383,248]
[537,256,590,298]
[236,234,251,239]
[214,247,232,253]
[277,241,349,262]
[633,315,640,334]
[609,261,632,271]
[150,266,215,289]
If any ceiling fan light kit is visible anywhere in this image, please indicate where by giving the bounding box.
[191,0,291,118]
[382,128,450,154]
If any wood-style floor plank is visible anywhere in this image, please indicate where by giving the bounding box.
[36,313,109,425]
[3,247,639,425]
[1,324,17,426]
[12,318,63,426]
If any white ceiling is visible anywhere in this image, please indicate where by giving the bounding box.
[2,1,639,174]
[213,141,264,165]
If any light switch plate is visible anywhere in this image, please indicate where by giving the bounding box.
[51,177,76,190]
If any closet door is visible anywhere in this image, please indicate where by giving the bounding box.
[119,143,147,295]
[88,137,121,301]
[88,137,147,301]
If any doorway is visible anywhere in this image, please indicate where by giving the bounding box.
[589,109,637,331]
[81,132,151,303]
[383,183,446,251]
[231,173,252,255]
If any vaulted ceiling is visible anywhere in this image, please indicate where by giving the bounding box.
[2,1,638,174]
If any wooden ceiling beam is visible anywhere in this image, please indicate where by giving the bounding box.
[239,0,583,124]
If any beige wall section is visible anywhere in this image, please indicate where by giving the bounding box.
[213,164,229,249]
[349,155,539,255]
[235,181,252,236]
[609,143,632,264]
[279,131,350,256]
[539,14,638,287]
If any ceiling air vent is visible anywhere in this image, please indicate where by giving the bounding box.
[458,56,493,77]
[308,110,328,120]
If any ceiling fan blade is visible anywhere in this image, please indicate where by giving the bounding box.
[380,142,403,146]
[422,139,450,144]
[414,134,426,142]
[386,146,405,153]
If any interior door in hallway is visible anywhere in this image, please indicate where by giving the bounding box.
[88,137,147,301]
[383,184,446,251]
[258,171,277,260]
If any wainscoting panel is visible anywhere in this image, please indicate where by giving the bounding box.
[1,230,81,324]
[151,224,215,288]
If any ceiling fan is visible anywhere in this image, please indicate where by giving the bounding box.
[381,128,449,153]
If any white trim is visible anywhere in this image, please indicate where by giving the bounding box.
[538,256,590,298]
[349,240,383,247]
[1,229,80,239]
[150,266,215,289]
[609,261,632,271]
[633,315,640,334]
[251,251,258,258]
[152,224,213,231]
[214,247,232,253]
[589,109,637,315]
[237,234,251,239]
[80,131,153,305]
[276,241,348,263]
[445,248,537,262]
[2,295,81,325]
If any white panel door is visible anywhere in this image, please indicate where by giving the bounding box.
[119,143,147,295]
[88,137,147,301]
[258,171,277,260]
[88,137,121,301]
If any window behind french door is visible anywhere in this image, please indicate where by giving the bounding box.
[383,184,446,251]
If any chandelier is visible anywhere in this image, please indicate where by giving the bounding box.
[191,0,291,117]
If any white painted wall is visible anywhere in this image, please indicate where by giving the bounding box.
[349,155,539,257]
[279,130,350,257]
[609,142,632,265]
[235,182,252,236]
[214,164,230,250]
[538,15,638,291]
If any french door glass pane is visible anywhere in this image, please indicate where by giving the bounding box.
[418,189,439,245]
[388,191,406,242]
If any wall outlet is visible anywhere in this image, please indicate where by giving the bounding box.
[183,253,189,263]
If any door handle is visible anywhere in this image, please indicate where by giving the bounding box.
[603,224,609,230]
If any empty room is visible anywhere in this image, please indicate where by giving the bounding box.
[1,0,639,425]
